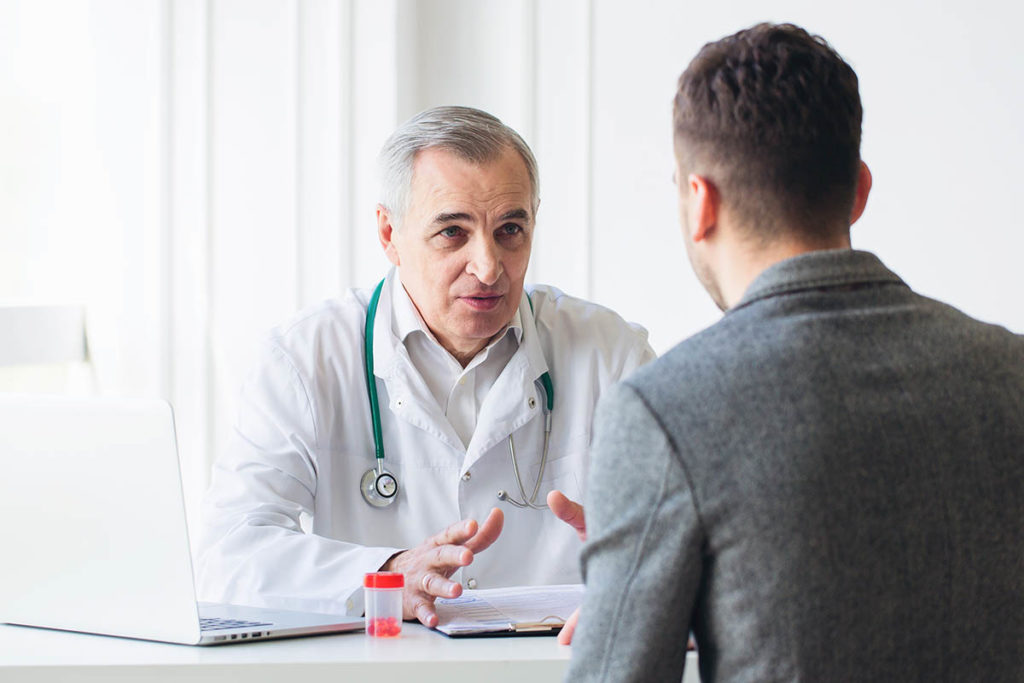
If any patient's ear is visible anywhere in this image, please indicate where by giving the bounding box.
[687,174,719,243]
[850,161,872,225]
[377,206,401,266]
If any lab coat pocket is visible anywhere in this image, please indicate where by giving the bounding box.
[529,450,586,503]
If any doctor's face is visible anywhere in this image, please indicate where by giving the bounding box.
[378,146,535,365]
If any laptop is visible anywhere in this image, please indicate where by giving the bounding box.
[0,394,364,645]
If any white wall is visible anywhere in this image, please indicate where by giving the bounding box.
[584,0,1024,347]
[3,0,1023,527]
[0,0,166,392]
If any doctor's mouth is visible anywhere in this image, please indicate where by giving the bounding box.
[458,293,505,311]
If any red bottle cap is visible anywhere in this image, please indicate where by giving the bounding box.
[364,571,404,588]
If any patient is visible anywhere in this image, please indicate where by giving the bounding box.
[564,22,1024,682]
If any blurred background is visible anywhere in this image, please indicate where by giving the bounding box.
[3,0,1023,533]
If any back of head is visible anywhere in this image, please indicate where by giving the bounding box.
[377,105,539,228]
[673,23,862,243]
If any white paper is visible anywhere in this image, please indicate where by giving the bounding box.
[434,584,583,635]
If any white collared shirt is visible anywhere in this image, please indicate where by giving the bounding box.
[393,272,521,449]
[197,268,655,615]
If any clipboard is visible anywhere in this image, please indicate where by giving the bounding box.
[433,584,582,638]
[436,615,567,638]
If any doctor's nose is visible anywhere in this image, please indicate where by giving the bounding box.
[466,239,503,285]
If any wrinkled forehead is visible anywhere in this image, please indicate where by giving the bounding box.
[407,146,535,218]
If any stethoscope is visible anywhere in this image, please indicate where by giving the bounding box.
[360,278,554,510]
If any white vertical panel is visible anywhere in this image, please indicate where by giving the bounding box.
[78,1,169,395]
[394,0,420,126]
[170,0,212,527]
[350,0,402,285]
[160,0,174,399]
[396,0,534,140]
[590,0,710,353]
[0,0,94,304]
[208,0,300,463]
[297,0,349,305]
[106,0,167,397]
[530,0,592,298]
[0,2,163,387]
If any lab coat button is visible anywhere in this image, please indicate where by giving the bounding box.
[467,578,477,589]
[528,397,536,409]
[461,471,471,481]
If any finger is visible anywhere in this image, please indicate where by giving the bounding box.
[413,598,439,628]
[547,490,587,541]
[427,544,474,572]
[419,571,462,599]
[557,607,580,646]
[431,518,479,548]
[463,507,504,554]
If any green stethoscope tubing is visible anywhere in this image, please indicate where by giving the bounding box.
[363,278,554,508]
[364,279,387,465]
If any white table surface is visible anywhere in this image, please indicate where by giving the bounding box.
[0,621,700,682]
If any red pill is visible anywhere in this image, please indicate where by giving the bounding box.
[367,616,401,637]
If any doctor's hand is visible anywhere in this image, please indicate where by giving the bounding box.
[381,507,504,628]
[547,490,586,645]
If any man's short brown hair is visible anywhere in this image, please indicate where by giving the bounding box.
[673,23,862,242]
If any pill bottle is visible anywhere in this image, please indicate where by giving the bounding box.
[364,572,404,637]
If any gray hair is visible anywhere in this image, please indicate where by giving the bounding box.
[377,106,540,227]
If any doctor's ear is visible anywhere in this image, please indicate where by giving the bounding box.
[377,205,401,267]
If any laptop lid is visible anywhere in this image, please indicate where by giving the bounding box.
[0,395,361,645]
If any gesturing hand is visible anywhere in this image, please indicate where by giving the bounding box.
[382,507,504,627]
[547,490,586,645]
[547,489,586,542]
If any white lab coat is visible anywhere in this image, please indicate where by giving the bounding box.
[196,272,655,615]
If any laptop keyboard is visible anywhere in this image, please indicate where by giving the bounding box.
[200,617,274,632]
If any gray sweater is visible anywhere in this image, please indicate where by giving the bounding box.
[566,250,1024,682]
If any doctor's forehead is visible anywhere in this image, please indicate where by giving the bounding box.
[406,149,534,221]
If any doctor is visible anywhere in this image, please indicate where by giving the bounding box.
[196,106,654,627]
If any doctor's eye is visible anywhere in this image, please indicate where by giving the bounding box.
[438,226,464,239]
[497,223,524,238]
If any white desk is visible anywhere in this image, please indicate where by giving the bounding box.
[0,622,699,682]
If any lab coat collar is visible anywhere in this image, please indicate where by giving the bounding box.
[516,285,551,390]
[369,271,460,452]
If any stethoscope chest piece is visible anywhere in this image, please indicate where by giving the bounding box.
[361,465,399,508]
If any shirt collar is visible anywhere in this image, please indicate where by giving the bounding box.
[732,248,907,312]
